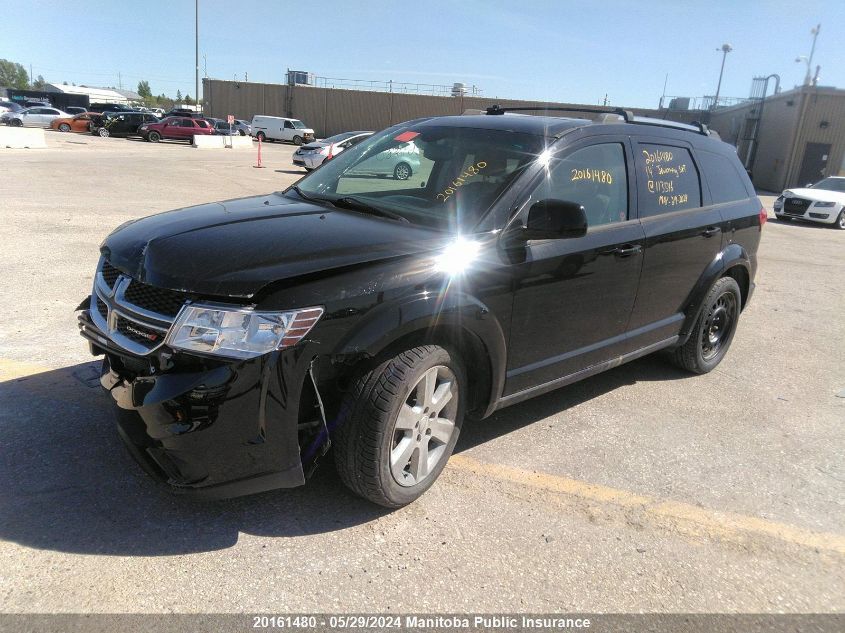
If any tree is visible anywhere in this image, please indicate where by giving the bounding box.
[137,80,152,98]
[0,59,29,89]
[175,89,182,102]
[32,74,46,90]
[184,94,194,105]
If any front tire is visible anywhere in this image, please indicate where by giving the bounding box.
[671,276,741,374]
[292,135,303,145]
[333,345,465,508]
[58,123,71,133]
[834,209,845,230]
[147,131,161,143]
[98,128,109,138]
[256,132,266,142]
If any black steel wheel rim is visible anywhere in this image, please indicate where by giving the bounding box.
[701,292,737,360]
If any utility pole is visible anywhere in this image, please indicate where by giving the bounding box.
[712,43,733,110]
[195,0,200,111]
[118,71,122,89]
[203,54,207,78]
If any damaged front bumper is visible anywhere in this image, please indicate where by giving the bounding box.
[78,307,310,499]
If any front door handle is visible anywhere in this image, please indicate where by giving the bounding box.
[612,244,642,258]
[701,226,721,238]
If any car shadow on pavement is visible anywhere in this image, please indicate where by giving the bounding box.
[456,354,687,452]
[0,362,389,557]
[0,355,687,556]
[772,217,833,230]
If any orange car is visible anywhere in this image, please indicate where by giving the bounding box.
[50,112,98,133]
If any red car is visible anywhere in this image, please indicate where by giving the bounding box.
[139,116,214,143]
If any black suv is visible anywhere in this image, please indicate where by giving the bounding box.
[92,111,159,137]
[78,107,764,507]
[88,103,136,113]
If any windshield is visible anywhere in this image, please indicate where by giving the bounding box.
[811,178,845,193]
[290,124,545,231]
[292,120,308,129]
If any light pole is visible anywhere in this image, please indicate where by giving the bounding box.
[796,24,821,86]
[712,43,733,110]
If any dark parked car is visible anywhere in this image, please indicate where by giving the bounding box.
[138,116,214,142]
[64,106,87,115]
[92,111,159,137]
[164,108,207,119]
[77,108,763,507]
[88,103,136,113]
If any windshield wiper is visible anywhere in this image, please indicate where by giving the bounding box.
[290,185,324,203]
[332,196,409,223]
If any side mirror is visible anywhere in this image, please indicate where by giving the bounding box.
[806,183,813,188]
[524,199,588,240]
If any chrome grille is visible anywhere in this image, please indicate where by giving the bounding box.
[91,258,188,356]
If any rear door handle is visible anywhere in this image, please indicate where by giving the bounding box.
[701,226,721,238]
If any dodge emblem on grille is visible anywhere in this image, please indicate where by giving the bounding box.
[125,325,159,342]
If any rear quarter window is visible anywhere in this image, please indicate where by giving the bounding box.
[635,144,702,217]
[697,151,752,202]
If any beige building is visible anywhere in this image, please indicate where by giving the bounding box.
[709,85,845,192]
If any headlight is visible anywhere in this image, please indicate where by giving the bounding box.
[813,201,836,207]
[166,304,324,359]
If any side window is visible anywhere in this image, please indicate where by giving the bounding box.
[284,120,294,129]
[529,143,629,227]
[636,144,701,216]
[697,151,751,202]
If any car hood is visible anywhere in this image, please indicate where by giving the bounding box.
[300,142,328,150]
[101,192,447,298]
[783,188,845,203]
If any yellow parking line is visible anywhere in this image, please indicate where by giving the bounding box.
[448,454,845,555]
[0,358,57,381]
[4,356,844,554]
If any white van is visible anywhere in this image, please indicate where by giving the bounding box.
[250,115,315,145]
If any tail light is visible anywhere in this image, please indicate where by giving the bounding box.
[759,206,768,227]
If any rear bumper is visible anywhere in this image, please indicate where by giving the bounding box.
[78,309,307,498]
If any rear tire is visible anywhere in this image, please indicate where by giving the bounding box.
[671,276,741,374]
[98,128,109,138]
[147,131,161,143]
[333,345,465,508]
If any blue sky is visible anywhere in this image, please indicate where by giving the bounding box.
[2,0,842,107]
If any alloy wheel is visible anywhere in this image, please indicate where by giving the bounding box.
[390,365,457,487]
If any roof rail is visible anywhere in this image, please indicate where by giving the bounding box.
[485,104,634,121]
[484,104,712,136]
